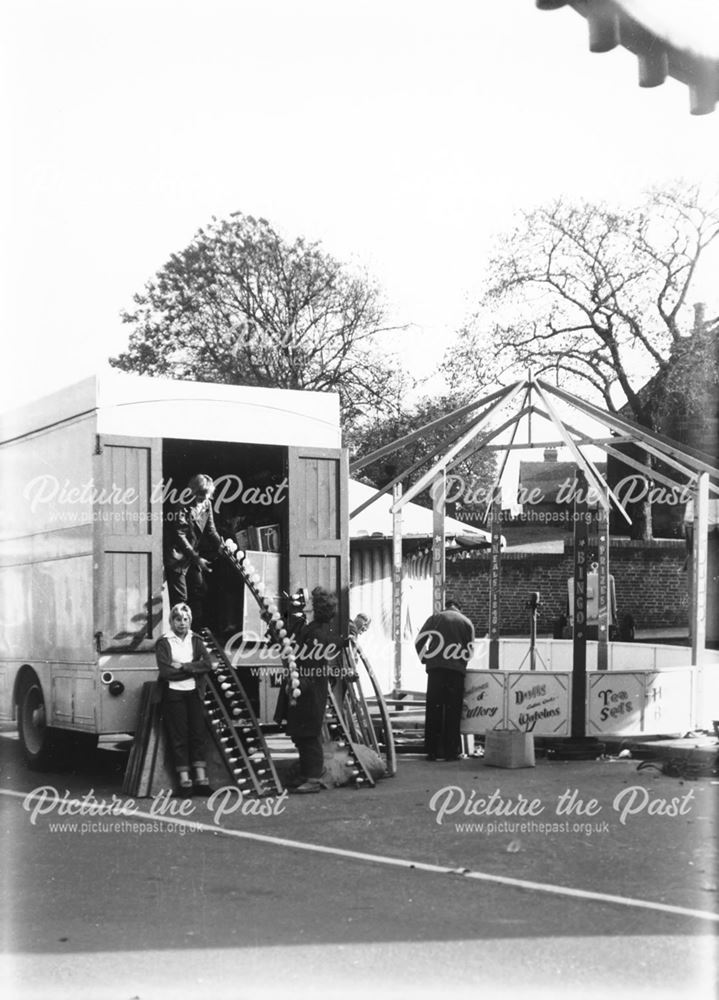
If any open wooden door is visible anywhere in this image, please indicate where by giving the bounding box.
[286,447,349,631]
[93,435,163,652]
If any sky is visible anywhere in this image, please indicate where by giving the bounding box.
[2,0,718,416]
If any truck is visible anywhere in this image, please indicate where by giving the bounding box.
[0,371,349,768]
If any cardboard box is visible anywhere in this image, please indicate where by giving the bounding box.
[483,730,535,769]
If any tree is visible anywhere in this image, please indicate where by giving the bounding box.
[347,393,497,523]
[444,182,719,536]
[653,310,719,444]
[111,213,407,428]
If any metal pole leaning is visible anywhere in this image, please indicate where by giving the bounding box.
[392,381,527,511]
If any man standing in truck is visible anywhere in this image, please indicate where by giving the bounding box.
[164,474,222,628]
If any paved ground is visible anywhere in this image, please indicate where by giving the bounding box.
[1,729,717,999]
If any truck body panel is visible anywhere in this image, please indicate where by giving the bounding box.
[0,372,346,742]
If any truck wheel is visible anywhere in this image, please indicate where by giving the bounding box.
[16,671,70,770]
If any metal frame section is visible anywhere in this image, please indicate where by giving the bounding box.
[349,394,515,521]
[351,372,717,713]
[392,382,527,511]
[533,381,628,522]
[538,380,719,482]
[350,381,521,474]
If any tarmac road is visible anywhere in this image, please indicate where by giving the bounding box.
[1,729,717,1000]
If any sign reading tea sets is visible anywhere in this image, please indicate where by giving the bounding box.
[462,667,694,736]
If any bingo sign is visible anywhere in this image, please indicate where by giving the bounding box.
[506,674,570,735]
[587,674,643,734]
[461,673,505,733]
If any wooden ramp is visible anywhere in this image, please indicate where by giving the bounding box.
[122,682,174,798]
[122,681,251,798]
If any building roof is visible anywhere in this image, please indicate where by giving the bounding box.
[349,479,491,543]
[539,0,719,114]
[518,460,607,502]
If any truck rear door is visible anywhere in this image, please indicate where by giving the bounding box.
[93,435,163,652]
[286,446,349,630]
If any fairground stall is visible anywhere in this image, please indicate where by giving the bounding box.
[351,373,719,747]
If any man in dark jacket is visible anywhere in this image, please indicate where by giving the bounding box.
[275,587,340,794]
[164,474,222,628]
[415,599,475,761]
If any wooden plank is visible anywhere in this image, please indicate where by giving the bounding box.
[122,682,156,796]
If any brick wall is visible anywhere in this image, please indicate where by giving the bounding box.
[447,538,688,635]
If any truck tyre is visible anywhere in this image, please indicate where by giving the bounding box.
[16,670,71,770]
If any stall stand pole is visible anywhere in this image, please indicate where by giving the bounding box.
[691,472,709,728]
[597,498,610,671]
[571,473,589,739]
[545,473,606,759]
[432,471,446,614]
[489,493,502,669]
[392,481,404,695]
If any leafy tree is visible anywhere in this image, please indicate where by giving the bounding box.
[444,182,719,536]
[111,212,406,428]
[653,310,719,445]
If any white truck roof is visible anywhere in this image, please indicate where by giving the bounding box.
[0,369,342,449]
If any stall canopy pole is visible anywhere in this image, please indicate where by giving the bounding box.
[350,401,501,521]
[446,403,534,475]
[691,472,709,727]
[533,381,630,523]
[597,496,610,671]
[539,380,719,486]
[392,482,403,695]
[351,381,520,474]
[432,471,446,614]
[571,471,589,739]
[489,492,502,669]
[530,406,698,497]
[393,381,526,511]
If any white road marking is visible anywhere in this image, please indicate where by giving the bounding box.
[2,787,717,923]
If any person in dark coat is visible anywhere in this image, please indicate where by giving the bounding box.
[279,586,340,794]
[164,474,222,628]
[415,599,475,761]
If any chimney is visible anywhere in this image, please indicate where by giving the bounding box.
[544,447,558,462]
[693,302,706,332]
